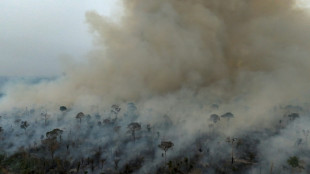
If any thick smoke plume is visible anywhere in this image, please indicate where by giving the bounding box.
[1,0,310,173]
[1,0,310,108]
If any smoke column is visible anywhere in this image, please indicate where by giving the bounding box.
[0,0,309,143]
[1,1,310,173]
[1,0,310,110]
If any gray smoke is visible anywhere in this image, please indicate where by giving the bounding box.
[1,0,310,108]
[0,0,310,173]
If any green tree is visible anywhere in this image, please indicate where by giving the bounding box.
[287,156,302,174]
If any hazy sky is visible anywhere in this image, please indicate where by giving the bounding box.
[0,0,121,77]
[0,0,309,77]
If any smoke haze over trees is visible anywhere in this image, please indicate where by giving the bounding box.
[0,0,310,173]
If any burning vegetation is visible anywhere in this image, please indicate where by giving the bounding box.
[0,102,309,173]
[1,0,310,173]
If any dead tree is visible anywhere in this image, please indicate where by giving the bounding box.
[114,158,120,170]
[226,137,239,164]
[0,127,3,139]
[41,111,50,126]
[302,129,310,145]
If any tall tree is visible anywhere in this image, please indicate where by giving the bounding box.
[221,112,234,126]
[111,104,121,120]
[226,137,239,164]
[46,128,63,142]
[42,136,59,159]
[127,122,141,142]
[20,121,29,133]
[76,112,85,124]
[158,141,174,164]
[302,129,309,145]
[41,111,50,126]
[210,114,220,124]
[59,106,67,112]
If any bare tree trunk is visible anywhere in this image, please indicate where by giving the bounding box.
[292,168,294,174]
[164,150,167,164]
[231,145,234,164]
[270,162,273,174]
[132,131,136,143]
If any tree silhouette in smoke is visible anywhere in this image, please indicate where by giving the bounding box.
[221,112,234,126]
[210,114,220,124]
[20,121,29,133]
[42,129,61,159]
[158,141,174,164]
[288,113,299,121]
[46,128,63,142]
[76,112,85,124]
[127,122,141,142]
[41,111,50,126]
[59,106,67,112]
[111,104,121,120]
[226,137,239,164]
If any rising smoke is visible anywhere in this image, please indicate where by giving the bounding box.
[2,0,310,108]
[1,0,310,173]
